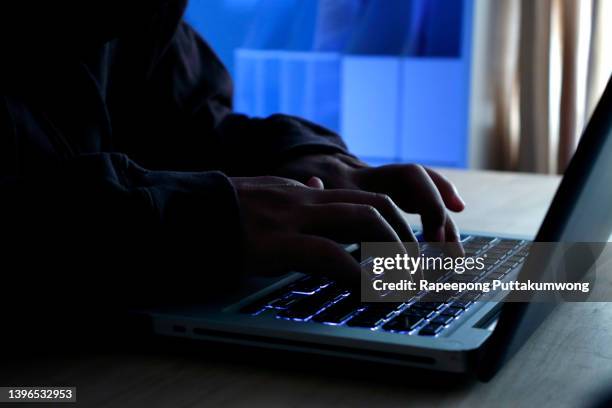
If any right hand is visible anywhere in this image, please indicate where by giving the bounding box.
[232,176,416,284]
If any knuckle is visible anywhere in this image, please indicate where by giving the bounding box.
[268,176,306,188]
[404,163,423,174]
[375,193,395,209]
[357,204,380,219]
[286,179,307,187]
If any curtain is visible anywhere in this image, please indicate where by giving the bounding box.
[471,0,611,174]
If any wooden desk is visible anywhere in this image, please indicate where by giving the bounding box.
[4,170,612,408]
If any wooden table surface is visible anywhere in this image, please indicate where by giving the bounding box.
[3,169,612,408]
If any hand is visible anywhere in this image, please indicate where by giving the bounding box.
[232,176,416,283]
[275,153,466,247]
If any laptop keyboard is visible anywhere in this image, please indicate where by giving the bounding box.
[239,236,530,337]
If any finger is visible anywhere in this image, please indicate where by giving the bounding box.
[359,164,452,242]
[444,216,465,257]
[275,235,363,285]
[233,176,305,188]
[444,216,461,243]
[306,176,325,189]
[302,203,406,245]
[423,167,465,212]
[302,203,411,268]
[308,190,417,244]
[395,165,447,243]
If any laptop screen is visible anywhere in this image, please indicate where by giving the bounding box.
[478,74,612,381]
[536,75,612,243]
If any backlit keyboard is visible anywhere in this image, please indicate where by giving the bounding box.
[239,236,530,337]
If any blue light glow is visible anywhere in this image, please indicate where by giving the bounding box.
[186,0,473,167]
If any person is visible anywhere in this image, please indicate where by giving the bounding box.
[0,1,464,342]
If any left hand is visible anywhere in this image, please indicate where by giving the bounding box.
[274,153,465,247]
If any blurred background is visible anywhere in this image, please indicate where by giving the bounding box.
[185,0,612,173]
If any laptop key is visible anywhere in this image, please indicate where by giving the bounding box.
[507,254,526,264]
[481,258,499,268]
[239,301,269,316]
[363,302,405,312]
[383,314,424,333]
[431,315,454,326]
[412,301,445,311]
[346,310,391,328]
[440,306,464,318]
[290,276,330,294]
[497,239,523,247]
[484,248,508,256]
[419,322,445,336]
[403,308,435,319]
[361,307,397,321]
[313,295,361,324]
[458,291,482,302]
[277,286,345,321]
[463,243,485,252]
[268,293,301,309]
[346,316,383,328]
[461,268,486,277]
[487,270,507,279]
[419,290,457,303]
[448,300,473,310]
[470,236,495,245]
[448,274,478,283]
[239,288,290,315]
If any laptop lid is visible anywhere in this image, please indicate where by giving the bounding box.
[477,75,612,381]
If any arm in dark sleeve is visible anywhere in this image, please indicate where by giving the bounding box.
[111,20,350,175]
[1,153,244,342]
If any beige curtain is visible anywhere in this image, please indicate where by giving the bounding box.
[471,0,612,174]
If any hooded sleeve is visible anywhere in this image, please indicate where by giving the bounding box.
[108,11,350,175]
[0,153,246,316]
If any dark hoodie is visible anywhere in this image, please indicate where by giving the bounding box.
[0,0,347,344]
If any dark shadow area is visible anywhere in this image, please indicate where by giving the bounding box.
[0,333,477,396]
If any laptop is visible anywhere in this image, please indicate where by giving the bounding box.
[138,75,612,381]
